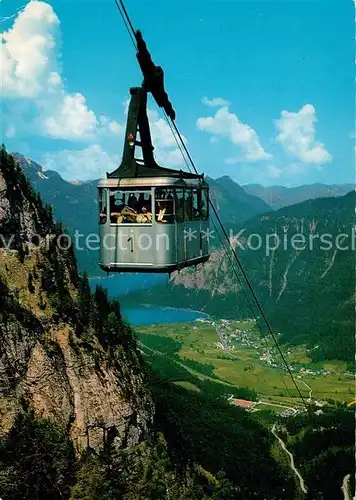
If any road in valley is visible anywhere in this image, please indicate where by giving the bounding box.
[341,473,351,500]
[299,380,312,401]
[272,424,307,495]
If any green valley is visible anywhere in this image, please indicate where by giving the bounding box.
[136,319,354,413]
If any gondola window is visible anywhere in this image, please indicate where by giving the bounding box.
[99,188,107,224]
[155,188,174,224]
[109,189,152,224]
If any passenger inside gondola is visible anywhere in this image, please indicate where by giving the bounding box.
[108,190,154,223]
[110,193,123,223]
[135,193,152,223]
[136,205,152,223]
[193,190,200,219]
[155,189,174,223]
[156,201,167,223]
[120,206,137,222]
[128,193,138,211]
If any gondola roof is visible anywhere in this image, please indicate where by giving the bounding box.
[106,159,205,180]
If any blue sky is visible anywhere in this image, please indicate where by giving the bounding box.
[1,0,354,186]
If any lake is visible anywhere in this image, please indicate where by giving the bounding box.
[120,306,209,326]
[89,274,209,326]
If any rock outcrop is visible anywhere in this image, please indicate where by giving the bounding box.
[0,147,154,455]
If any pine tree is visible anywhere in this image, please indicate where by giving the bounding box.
[104,312,121,349]
[93,285,110,346]
[77,272,92,333]
[66,238,78,286]
[28,271,35,294]
[38,292,46,311]
[0,410,76,498]
[18,244,26,264]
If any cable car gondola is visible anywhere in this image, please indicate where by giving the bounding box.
[98,31,210,274]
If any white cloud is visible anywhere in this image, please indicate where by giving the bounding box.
[98,116,123,136]
[153,148,184,168]
[41,93,98,139]
[6,125,16,138]
[275,104,332,164]
[1,1,122,141]
[107,120,123,135]
[197,106,271,162]
[147,108,186,167]
[47,71,61,87]
[148,109,177,149]
[1,1,60,98]
[265,164,282,179]
[41,144,121,181]
[202,96,231,107]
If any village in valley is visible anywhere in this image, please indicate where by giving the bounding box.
[190,317,354,416]
[136,309,354,420]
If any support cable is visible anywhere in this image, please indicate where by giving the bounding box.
[113,0,137,48]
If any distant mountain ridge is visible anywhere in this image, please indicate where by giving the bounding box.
[13,153,99,274]
[206,175,271,223]
[243,183,355,210]
[15,153,273,223]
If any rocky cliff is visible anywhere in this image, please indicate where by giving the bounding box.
[0,146,153,455]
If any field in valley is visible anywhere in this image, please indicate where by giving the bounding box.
[136,319,354,414]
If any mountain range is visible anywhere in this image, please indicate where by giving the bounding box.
[14,154,272,226]
[14,153,275,275]
[14,151,353,228]
[15,151,354,277]
[243,183,355,210]
[206,175,271,223]
[13,153,100,275]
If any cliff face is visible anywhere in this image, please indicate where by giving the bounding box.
[0,311,152,454]
[0,147,153,454]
